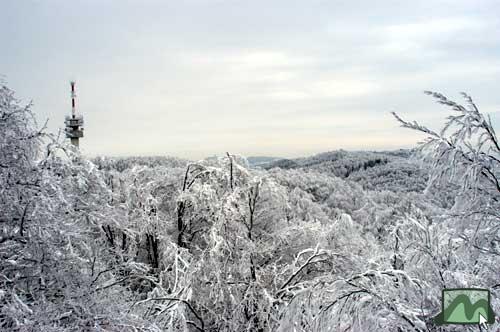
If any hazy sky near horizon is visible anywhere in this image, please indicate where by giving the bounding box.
[2,0,500,159]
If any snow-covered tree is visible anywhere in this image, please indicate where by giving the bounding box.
[0,83,160,330]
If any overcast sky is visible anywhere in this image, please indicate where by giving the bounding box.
[2,0,500,159]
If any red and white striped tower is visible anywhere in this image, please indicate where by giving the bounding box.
[65,81,84,147]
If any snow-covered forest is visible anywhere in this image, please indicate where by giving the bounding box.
[1,83,499,331]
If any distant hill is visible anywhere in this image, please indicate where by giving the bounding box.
[92,156,189,172]
[246,156,283,167]
[262,149,428,193]
[263,150,394,173]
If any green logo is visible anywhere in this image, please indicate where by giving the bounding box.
[434,288,495,326]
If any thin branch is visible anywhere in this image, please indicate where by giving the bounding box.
[132,297,205,331]
[277,247,328,296]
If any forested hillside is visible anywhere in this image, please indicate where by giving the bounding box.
[1,84,499,331]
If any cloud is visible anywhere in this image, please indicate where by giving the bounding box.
[2,1,500,159]
[375,17,491,59]
[382,17,484,41]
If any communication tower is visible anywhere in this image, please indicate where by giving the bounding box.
[64,81,84,147]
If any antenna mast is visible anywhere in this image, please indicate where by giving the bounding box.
[65,81,84,147]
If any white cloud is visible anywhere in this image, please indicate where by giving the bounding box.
[3,1,500,158]
[178,50,313,69]
[376,17,492,59]
[382,17,484,41]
